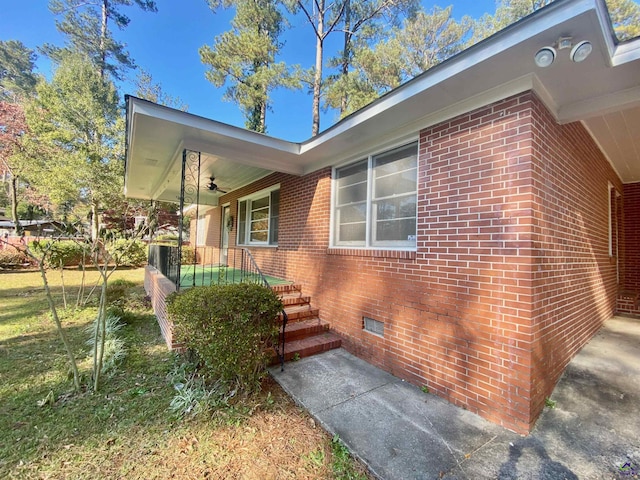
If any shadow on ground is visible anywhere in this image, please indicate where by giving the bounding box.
[271,316,640,479]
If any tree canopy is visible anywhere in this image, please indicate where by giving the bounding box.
[200,0,297,133]
[0,40,38,102]
[42,0,157,80]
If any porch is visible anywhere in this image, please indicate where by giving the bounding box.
[144,244,341,362]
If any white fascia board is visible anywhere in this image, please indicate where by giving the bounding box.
[129,97,301,155]
[591,0,640,66]
[183,138,304,176]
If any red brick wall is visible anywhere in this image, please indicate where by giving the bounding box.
[195,92,619,434]
[145,265,180,349]
[412,93,537,432]
[528,95,621,420]
[623,182,640,291]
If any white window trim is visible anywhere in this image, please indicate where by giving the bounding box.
[237,184,280,246]
[330,141,419,251]
[196,214,207,247]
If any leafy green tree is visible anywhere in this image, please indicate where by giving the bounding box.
[0,101,29,233]
[200,0,295,133]
[606,0,640,41]
[473,0,640,43]
[0,40,38,102]
[334,5,471,115]
[43,0,157,80]
[25,53,123,239]
[135,69,188,111]
[326,0,418,115]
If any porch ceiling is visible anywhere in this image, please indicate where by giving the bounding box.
[125,0,640,203]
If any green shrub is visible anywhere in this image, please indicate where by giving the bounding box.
[28,239,88,267]
[167,283,283,393]
[106,279,137,303]
[0,247,29,267]
[154,234,178,244]
[106,239,147,267]
[181,246,195,264]
[86,313,126,376]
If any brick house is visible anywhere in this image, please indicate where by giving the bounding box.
[124,0,640,434]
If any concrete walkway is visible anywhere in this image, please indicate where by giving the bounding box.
[270,316,640,479]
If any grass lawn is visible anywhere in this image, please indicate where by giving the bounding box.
[0,267,369,479]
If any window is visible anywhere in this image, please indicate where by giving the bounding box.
[237,186,279,246]
[196,214,207,247]
[334,142,417,248]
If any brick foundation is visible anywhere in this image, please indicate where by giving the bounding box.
[144,265,180,349]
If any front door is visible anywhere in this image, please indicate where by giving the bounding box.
[220,205,230,266]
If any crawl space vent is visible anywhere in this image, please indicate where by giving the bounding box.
[363,317,384,337]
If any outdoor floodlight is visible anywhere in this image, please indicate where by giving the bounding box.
[570,41,593,62]
[534,46,556,67]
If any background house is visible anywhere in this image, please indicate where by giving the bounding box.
[124,0,640,434]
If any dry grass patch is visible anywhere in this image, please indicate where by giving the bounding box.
[0,268,370,480]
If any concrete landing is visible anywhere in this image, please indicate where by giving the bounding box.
[270,316,640,479]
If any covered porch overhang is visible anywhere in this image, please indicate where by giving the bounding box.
[125,0,640,202]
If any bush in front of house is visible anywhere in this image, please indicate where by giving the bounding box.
[181,246,195,265]
[154,234,178,244]
[0,247,30,267]
[167,282,283,394]
[106,239,147,267]
[28,239,88,267]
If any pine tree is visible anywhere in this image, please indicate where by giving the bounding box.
[0,40,38,102]
[473,0,640,43]
[200,0,296,133]
[334,5,471,115]
[326,0,418,115]
[42,0,157,80]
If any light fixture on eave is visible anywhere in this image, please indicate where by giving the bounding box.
[535,46,556,67]
[570,40,593,62]
[534,36,592,67]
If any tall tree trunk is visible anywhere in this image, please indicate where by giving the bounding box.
[91,202,99,241]
[340,0,351,114]
[38,259,81,392]
[99,0,108,79]
[312,1,325,137]
[260,84,267,133]
[10,174,22,235]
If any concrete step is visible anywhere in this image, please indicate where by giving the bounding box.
[282,332,342,362]
[283,317,330,341]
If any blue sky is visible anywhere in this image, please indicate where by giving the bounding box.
[2,0,500,141]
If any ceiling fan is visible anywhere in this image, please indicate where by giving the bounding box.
[206,176,227,194]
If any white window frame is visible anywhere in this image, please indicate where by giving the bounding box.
[331,141,418,250]
[196,214,207,247]
[237,184,280,246]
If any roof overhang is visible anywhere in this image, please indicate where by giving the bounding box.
[125,0,640,205]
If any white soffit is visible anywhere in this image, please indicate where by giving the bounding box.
[125,0,640,198]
